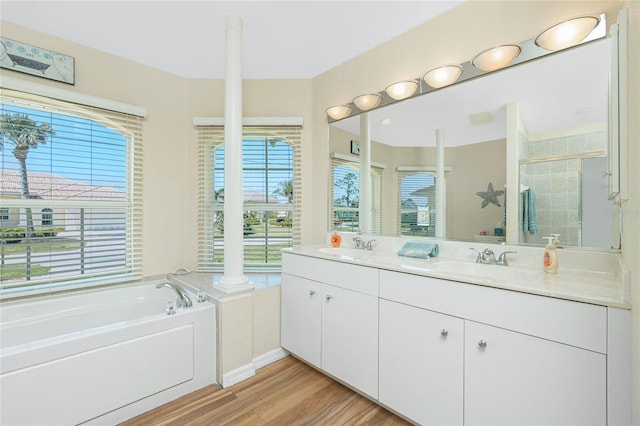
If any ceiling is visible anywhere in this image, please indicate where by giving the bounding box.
[0,0,463,79]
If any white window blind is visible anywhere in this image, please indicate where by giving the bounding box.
[397,171,447,237]
[330,158,382,233]
[197,125,301,271]
[0,89,143,296]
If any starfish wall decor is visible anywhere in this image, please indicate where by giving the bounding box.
[476,182,504,208]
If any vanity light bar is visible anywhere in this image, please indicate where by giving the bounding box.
[326,13,605,123]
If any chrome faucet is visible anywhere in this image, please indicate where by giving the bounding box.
[470,248,517,265]
[496,251,517,266]
[353,236,375,250]
[156,281,193,308]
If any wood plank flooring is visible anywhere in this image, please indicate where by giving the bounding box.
[121,355,411,425]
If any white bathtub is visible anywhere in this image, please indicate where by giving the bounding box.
[0,281,217,426]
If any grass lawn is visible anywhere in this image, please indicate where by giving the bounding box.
[0,264,50,280]
[212,243,290,264]
[1,239,85,255]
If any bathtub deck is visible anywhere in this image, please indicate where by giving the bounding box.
[120,355,409,425]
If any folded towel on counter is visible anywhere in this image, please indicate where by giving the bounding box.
[397,242,439,259]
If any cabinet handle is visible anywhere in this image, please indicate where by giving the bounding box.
[478,340,487,348]
[325,295,333,301]
[440,329,448,337]
[309,290,316,296]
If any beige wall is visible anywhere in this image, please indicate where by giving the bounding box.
[447,139,507,241]
[623,1,640,423]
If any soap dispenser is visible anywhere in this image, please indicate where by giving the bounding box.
[543,237,558,274]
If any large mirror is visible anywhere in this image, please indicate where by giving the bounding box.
[329,36,617,250]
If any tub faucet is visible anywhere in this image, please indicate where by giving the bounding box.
[156,281,193,308]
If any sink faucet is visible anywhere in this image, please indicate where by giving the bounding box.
[497,250,517,266]
[353,235,375,250]
[470,248,517,265]
[156,281,193,308]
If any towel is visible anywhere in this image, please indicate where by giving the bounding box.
[522,188,538,235]
[397,242,439,259]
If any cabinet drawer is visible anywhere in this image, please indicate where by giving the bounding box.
[282,253,378,296]
[379,270,607,353]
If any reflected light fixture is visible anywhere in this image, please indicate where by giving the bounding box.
[535,16,600,51]
[423,65,463,89]
[472,44,521,72]
[353,93,382,111]
[326,105,352,120]
[385,80,419,101]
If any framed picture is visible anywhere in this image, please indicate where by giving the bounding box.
[350,140,360,155]
[0,37,75,85]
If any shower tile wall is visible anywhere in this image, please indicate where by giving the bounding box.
[522,130,606,247]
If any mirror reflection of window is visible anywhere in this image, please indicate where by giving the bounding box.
[331,161,382,233]
[399,173,444,237]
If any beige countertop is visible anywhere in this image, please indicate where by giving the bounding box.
[284,243,630,309]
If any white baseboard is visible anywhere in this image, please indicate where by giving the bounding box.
[221,347,289,388]
[253,347,289,370]
[222,363,255,388]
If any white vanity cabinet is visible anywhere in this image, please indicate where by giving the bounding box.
[464,320,606,426]
[281,274,322,368]
[379,299,463,425]
[379,269,608,426]
[281,253,379,398]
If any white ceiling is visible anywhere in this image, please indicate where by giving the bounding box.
[0,0,463,79]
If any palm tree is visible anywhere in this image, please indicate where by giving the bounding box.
[0,113,54,238]
[272,180,293,203]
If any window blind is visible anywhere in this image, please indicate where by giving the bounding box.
[330,158,383,233]
[397,171,447,237]
[0,89,143,296]
[197,124,301,271]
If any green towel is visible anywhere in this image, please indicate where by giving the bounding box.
[397,242,439,259]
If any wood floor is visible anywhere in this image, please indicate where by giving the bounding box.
[121,355,411,425]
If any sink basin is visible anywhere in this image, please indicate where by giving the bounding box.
[403,260,540,282]
[317,247,367,260]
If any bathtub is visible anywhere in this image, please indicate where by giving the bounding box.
[0,281,217,426]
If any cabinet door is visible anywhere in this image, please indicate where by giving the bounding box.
[379,299,463,425]
[322,284,378,398]
[281,273,321,367]
[465,321,606,426]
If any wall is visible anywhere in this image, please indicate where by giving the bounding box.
[623,1,640,423]
[447,139,506,241]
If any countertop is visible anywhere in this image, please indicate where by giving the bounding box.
[284,244,630,309]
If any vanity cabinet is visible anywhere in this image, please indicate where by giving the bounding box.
[379,269,608,426]
[281,274,322,368]
[282,252,627,425]
[464,320,606,426]
[379,299,463,425]
[281,253,379,398]
[321,283,378,398]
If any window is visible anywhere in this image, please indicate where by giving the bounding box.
[0,208,8,221]
[0,91,143,296]
[330,158,383,233]
[398,172,446,237]
[197,125,301,271]
[41,208,53,226]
